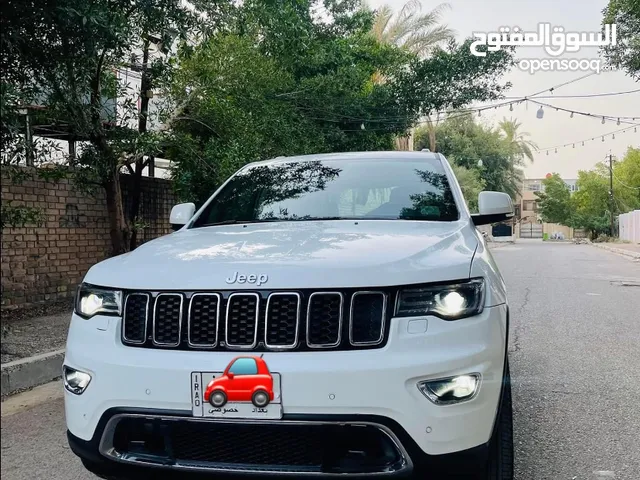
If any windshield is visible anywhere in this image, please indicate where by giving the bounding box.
[192,157,459,227]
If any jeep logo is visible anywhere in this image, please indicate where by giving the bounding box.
[225,272,269,286]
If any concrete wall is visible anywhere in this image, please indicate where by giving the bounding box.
[619,210,640,243]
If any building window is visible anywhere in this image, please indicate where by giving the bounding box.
[522,200,537,212]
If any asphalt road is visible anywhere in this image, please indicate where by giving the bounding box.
[2,240,639,480]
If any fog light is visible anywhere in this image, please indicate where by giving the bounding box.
[418,374,481,405]
[63,366,92,395]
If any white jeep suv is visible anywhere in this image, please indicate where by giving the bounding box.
[64,151,514,479]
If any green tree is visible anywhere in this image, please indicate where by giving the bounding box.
[498,117,538,163]
[450,163,485,211]
[1,0,228,253]
[420,115,523,199]
[612,147,640,211]
[534,173,574,224]
[167,1,514,205]
[370,0,454,60]
[571,168,613,238]
[601,0,640,79]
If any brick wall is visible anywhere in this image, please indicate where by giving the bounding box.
[1,169,177,309]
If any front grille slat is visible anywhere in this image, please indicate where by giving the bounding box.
[306,292,343,348]
[122,293,149,344]
[265,293,300,349]
[350,291,386,346]
[225,293,259,349]
[153,293,183,347]
[188,293,220,347]
[121,288,391,352]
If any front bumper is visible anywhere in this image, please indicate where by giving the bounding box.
[68,410,492,478]
[64,304,507,470]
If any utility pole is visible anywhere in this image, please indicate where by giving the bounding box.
[608,153,615,236]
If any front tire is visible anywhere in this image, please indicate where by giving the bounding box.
[485,361,514,480]
[209,390,227,408]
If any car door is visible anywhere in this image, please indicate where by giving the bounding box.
[227,358,259,401]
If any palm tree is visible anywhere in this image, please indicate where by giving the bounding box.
[498,117,538,163]
[371,0,455,58]
[369,1,455,150]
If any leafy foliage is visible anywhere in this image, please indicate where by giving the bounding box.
[1,0,228,253]
[534,173,572,224]
[371,1,455,58]
[416,115,524,200]
[533,148,640,238]
[601,0,640,80]
[166,2,514,205]
[1,201,45,229]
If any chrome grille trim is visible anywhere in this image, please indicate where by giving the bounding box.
[264,292,301,350]
[349,291,387,346]
[225,292,260,349]
[187,293,221,348]
[152,293,184,347]
[122,293,149,345]
[306,292,343,349]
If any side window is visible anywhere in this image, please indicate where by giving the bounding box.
[229,358,258,375]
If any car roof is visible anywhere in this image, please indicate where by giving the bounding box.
[246,151,442,168]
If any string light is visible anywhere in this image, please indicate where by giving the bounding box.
[617,118,621,125]
[536,106,544,119]
[509,103,513,111]
[602,117,606,124]
[570,112,574,118]
[536,124,638,153]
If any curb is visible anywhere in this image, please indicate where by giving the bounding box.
[591,243,640,260]
[1,349,65,398]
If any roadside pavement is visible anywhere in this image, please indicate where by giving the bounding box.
[1,312,69,398]
[592,242,640,260]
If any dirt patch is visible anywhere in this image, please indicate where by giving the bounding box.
[1,310,71,364]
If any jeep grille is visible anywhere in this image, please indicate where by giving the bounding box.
[121,289,390,352]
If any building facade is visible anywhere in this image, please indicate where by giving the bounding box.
[516,177,578,239]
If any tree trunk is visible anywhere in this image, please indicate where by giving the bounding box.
[427,117,437,152]
[129,158,145,250]
[128,39,151,251]
[105,169,130,255]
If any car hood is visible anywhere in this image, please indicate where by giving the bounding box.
[85,220,479,290]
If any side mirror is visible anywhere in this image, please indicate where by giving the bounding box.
[227,372,235,380]
[169,203,196,231]
[471,192,514,226]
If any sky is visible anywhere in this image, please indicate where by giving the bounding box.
[367,0,640,179]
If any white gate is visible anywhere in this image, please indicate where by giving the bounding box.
[520,222,543,239]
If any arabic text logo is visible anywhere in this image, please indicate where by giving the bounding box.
[470,23,617,57]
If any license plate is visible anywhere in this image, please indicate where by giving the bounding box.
[191,372,283,419]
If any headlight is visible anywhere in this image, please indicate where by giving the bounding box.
[395,278,485,320]
[75,283,122,318]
